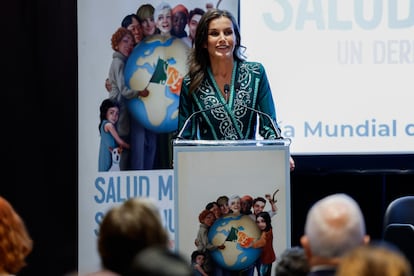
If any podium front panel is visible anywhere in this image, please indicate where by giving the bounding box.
[173,140,291,267]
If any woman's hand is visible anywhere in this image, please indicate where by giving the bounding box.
[289,156,295,171]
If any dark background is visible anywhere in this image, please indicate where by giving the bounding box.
[4,1,413,275]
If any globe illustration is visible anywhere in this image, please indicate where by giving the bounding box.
[208,214,262,271]
[124,34,190,133]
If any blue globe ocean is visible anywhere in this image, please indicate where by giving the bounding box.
[208,214,262,271]
[124,34,189,133]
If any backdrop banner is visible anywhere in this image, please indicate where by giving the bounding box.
[78,1,239,274]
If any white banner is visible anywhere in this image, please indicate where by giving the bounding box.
[240,0,414,155]
[78,1,239,274]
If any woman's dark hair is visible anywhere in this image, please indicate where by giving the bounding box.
[121,13,139,28]
[205,201,218,210]
[188,9,246,94]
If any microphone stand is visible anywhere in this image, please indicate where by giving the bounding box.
[176,103,225,139]
[242,105,283,139]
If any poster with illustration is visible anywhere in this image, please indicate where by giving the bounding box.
[78,0,240,274]
[173,141,291,275]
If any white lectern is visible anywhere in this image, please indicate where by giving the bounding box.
[173,139,291,266]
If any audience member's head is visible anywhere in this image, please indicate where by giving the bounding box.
[275,246,310,276]
[124,246,192,276]
[0,196,33,275]
[336,242,412,276]
[300,193,370,268]
[97,197,169,275]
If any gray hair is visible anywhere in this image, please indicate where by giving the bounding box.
[305,193,366,258]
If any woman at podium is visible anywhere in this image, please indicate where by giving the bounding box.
[177,8,295,171]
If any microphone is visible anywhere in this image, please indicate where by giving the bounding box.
[241,104,283,139]
[234,83,241,91]
[176,103,225,139]
[224,84,230,102]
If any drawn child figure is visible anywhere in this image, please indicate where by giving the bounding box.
[98,99,130,171]
[154,2,172,37]
[250,211,276,276]
[191,250,209,276]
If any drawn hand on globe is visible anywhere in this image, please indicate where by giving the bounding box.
[238,231,255,248]
[105,78,111,92]
[139,88,149,98]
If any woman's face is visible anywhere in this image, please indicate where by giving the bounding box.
[141,16,156,37]
[205,16,235,61]
[256,216,267,231]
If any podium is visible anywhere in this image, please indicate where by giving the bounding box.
[173,138,292,265]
